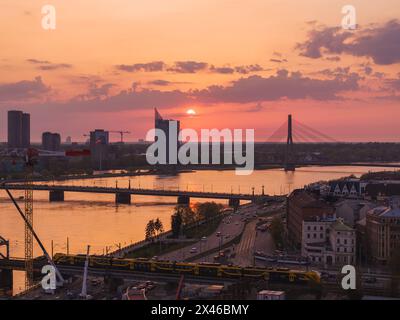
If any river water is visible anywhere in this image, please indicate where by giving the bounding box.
[0,165,397,293]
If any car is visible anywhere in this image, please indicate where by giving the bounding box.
[201,236,207,241]
[235,222,239,225]
[216,232,221,237]
[190,247,197,253]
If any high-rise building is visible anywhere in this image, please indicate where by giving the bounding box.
[8,110,30,148]
[89,129,109,170]
[22,112,30,148]
[89,129,109,148]
[42,132,61,151]
[154,108,180,164]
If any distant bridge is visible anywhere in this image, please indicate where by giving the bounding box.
[0,184,274,206]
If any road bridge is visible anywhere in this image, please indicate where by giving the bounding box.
[0,184,278,205]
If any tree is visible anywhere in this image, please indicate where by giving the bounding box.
[145,220,156,241]
[194,202,223,220]
[270,216,285,249]
[153,218,164,238]
[174,205,196,226]
[171,211,183,238]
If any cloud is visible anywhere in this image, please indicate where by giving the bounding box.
[297,20,400,65]
[38,63,73,71]
[193,69,360,103]
[209,66,235,74]
[26,58,51,64]
[0,76,51,102]
[115,61,166,72]
[148,79,172,86]
[26,59,73,71]
[234,64,264,74]
[167,61,208,73]
[270,59,287,63]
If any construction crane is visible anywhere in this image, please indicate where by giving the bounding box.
[0,147,90,290]
[110,130,131,144]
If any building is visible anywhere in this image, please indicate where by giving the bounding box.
[287,189,335,248]
[89,129,109,147]
[334,199,377,227]
[257,290,285,300]
[302,217,356,266]
[154,108,180,164]
[89,129,109,170]
[366,202,400,264]
[42,132,61,151]
[65,136,72,145]
[7,110,30,148]
[365,182,400,200]
[329,179,367,198]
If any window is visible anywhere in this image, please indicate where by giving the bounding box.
[344,239,347,245]
[320,233,323,239]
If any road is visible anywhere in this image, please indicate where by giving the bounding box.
[159,204,264,262]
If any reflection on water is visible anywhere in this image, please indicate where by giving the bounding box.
[0,166,396,293]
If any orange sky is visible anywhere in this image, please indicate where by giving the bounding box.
[1,0,400,142]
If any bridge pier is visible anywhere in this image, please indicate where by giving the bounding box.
[49,190,64,202]
[177,195,190,206]
[0,269,13,292]
[228,198,240,208]
[116,193,131,204]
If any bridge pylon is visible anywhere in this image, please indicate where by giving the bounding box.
[284,114,295,171]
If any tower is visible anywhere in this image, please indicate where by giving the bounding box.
[285,114,295,171]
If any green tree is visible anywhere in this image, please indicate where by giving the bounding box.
[145,219,156,241]
[174,205,196,226]
[270,217,285,249]
[153,218,164,238]
[194,202,223,220]
[171,211,183,238]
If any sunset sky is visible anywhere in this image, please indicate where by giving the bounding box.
[1,0,400,142]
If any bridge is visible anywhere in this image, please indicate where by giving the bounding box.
[0,184,270,206]
[265,114,400,171]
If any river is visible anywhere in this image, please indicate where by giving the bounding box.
[0,165,397,293]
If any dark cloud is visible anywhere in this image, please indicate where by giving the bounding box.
[148,79,172,86]
[193,69,360,103]
[115,61,166,72]
[87,83,115,98]
[0,76,51,102]
[270,58,288,63]
[26,58,51,64]
[234,64,264,74]
[167,61,208,73]
[325,56,341,62]
[209,66,235,74]
[297,20,400,65]
[38,63,73,71]
[26,59,73,71]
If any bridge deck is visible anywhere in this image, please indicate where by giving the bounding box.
[0,184,261,200]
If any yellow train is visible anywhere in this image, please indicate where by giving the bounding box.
[53,253,320,285]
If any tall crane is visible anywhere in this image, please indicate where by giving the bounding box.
[110,131,131,144]
[0,147,90,290]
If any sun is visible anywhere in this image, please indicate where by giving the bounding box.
[186,109,196,116]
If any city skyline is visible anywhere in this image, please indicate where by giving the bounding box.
[1,0,400,142]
